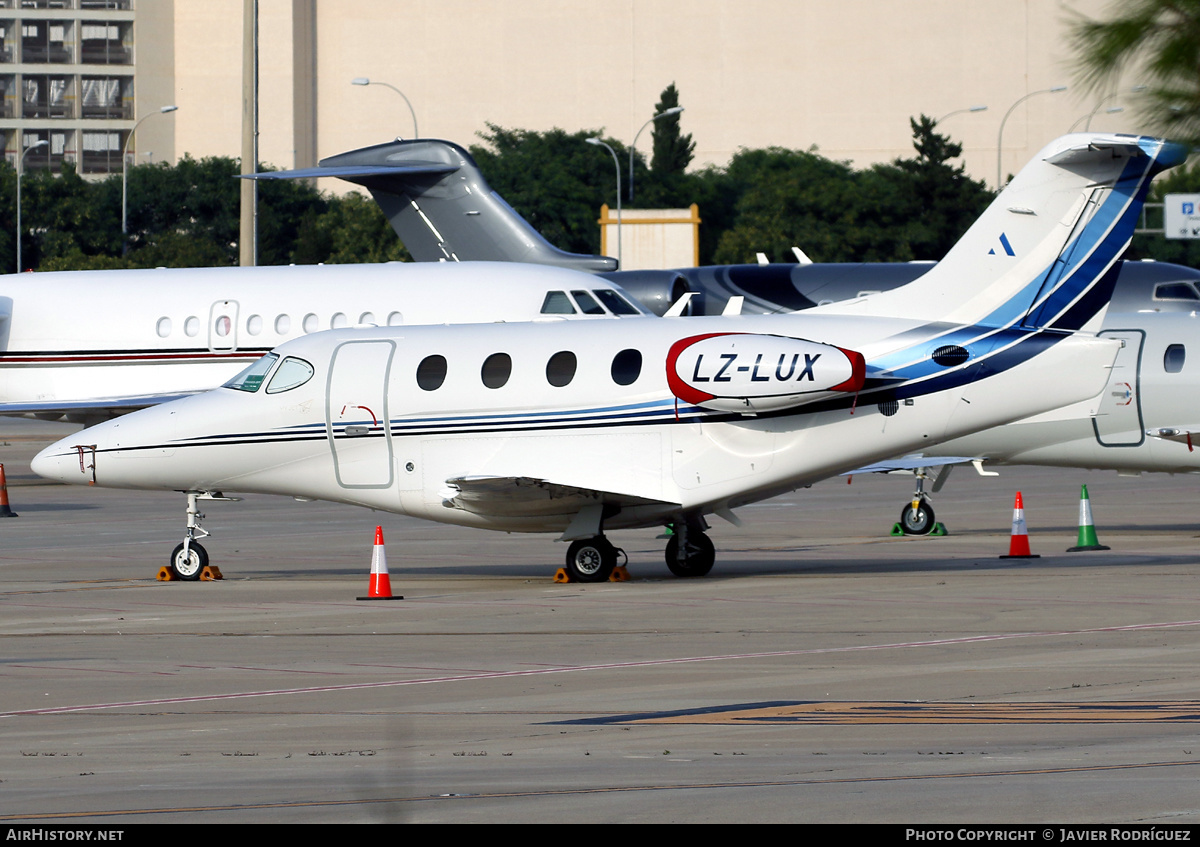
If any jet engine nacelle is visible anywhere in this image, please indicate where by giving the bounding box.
[600,270,694,316]
[666,333,866,414]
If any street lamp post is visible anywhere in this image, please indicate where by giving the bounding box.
[936,105,987,123]
[351,78,419,139]
[16,139,49,274]
[997,86,1067,189]
[628,106,684,202]
[122,105,178,255]
[586,137,622,269]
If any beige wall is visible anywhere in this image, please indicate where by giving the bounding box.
[162,0,1144,189]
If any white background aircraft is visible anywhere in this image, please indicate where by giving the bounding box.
[33,133,1180,581]
[0,262,649,422]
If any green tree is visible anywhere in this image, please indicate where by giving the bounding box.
[470,124,624,255]
[1070,0,1200,144]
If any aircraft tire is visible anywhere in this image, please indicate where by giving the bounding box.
[170,541,208,581]
[898,502,935,535]
[665,532,715,577]
[565,538,617,583]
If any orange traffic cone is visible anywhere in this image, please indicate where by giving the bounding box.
[357,526,404,600]
[999,492,1039,559]
[0,464,17,518]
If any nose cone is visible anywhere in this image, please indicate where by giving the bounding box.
[33,439,98,485]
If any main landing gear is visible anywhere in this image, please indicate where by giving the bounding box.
[565,536,624,583]
[664,520,715,577]
[168,491,239,580]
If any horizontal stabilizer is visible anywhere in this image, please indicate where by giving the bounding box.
[246,138,617,272]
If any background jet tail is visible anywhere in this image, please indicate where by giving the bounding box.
[824,133,1187,332]
[248,139,618,272]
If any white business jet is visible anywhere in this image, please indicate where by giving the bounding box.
[32,134,1180,580]
[0,263,648,422]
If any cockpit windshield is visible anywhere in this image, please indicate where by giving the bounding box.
[223,353,279,393]
[266,357,315,394]
[593,289,642,315]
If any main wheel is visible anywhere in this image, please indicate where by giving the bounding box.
[665,531,715,577]
[170,541,209,581]
[898,501,935,535]
[565,537,617,583]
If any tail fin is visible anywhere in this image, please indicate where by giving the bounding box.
[248,139,618,272]
[829,133,1187,331]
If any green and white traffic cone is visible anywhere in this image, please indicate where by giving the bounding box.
[1067,484,1110,552]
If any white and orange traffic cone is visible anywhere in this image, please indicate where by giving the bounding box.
[0,464,17,518]
[1067,484,1110,552]
[999,491,1039,559]
[357,526,404,600]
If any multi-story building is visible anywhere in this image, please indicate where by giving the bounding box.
[1,0,174,177]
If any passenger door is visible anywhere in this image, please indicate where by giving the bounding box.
[326,340,395,488]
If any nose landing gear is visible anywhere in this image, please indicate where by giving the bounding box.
[167,491,240,581]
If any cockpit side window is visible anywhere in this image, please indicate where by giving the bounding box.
[223,353,279,393]
[571,290,607,315]
[1154,283,1200,301]
[593,289,642,315]
[266,357,315,394]
[541,291,577,315]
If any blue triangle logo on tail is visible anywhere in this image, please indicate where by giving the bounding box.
[988,233,1016,256]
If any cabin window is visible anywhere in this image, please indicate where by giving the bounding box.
[275,314,291,334]
[593,289,641,315]
[214,315,232,337]
[184,316,200,337]
[387,311,404,326]
[155,317,171,338]
[611,348,642,385]
[1165,344,1186,373]
[416,355,448,391]
[571,290,606,315]
[302,313,319,333]
[266,357,315,394]
[246,314,263,336]
[546,351,577,387]
[359,312,376,326]
[223,353,279,393]
[481,353,512,389]
[541,291,576,315]
[1154,283,1200,301]
[330,312,348,329]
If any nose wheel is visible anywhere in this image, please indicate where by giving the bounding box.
[168,491,240,580]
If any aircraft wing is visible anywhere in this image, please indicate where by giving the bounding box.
[1146,427,1200,450]
[842,456,980,475]
[440,474,679,518]
[0,392,199,421]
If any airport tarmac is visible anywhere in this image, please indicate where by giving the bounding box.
[2,418,1199,824]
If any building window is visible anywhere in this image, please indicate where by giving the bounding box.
[80,130,123,174]
[80,21,132,65]
[80,76,131,119]
[21,21,73,64]
[22,75,73,118]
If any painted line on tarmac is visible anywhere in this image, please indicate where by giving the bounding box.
[558,700,1200,725]
[5,617,1200,718]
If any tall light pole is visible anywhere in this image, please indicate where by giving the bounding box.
[1074,85,1147,132]
[628,106,684,202]
[997,86,1067,189]
[936,105,987,123]
[16,139,49,274]
[351,77,419,139]
[586,137,621,269]
[122,105,178,255]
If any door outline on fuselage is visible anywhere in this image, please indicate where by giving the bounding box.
[1092,328,1145,448]
[325,339,396,489]
[209,300,239,352]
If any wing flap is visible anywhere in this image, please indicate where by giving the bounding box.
[441,474,678,518]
